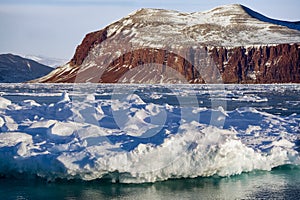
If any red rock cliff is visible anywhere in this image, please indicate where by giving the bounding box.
[33,6,300,84]
[38,40,300,84]
[211,44,300,83]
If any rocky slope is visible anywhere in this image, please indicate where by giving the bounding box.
[0,54,53,83]
[33,4,300,84]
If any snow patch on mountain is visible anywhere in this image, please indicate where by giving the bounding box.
[105,4,300,48]
[24,55,67,68]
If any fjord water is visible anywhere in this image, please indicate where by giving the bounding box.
[1,166,300,199]
[0,84,299,199]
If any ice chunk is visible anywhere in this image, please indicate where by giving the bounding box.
[86,94,95,101]
[0,97,11,109]
[126,94,145,104]
[245,125,262,135]
[58,91,70,103]
[0,132,32,147]
[28,120,57,129]
[16,142,28,156]
[0,116,4,127]
[145,103,161,115]
[20,100,41,107]
[47,121,78,139]
[0,116,18,131]
[272,138,295,148]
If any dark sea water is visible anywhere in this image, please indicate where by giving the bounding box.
[0,84,299,199]
[1,166,300,200]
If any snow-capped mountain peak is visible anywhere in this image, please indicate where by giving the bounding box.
[105,4,300,47]
[33,4,300,84]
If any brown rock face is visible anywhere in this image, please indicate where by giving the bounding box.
[31,6,300,84]
[39,41,300,84]
[101,43,300,84]
[99,48,203,83]
[70,28,108,66]
[211,44,300,83]
[33,6,300,84]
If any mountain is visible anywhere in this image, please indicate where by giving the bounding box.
[33,4,300,84]
[24,55,67,68]
[0,54,53,83]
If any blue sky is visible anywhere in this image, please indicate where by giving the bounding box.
[0,0,299,59]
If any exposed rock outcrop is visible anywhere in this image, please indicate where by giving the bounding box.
[70,28,108,66]
[212,44,300,83]
[33,4,300,84]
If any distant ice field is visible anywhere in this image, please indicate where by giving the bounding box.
[1,84,299,115]
[0,84,299,183]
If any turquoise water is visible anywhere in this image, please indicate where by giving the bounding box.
[1,166,300,200]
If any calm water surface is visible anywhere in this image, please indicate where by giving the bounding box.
[1,166,300,200]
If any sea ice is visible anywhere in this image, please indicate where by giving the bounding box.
[0,85,299,183]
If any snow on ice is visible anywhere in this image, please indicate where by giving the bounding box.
[0,84,299,183]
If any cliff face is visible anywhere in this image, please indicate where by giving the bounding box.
[70,28,108,66]
[36,42,300,84]
[33,5,300,84]
[211,44,300,83]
